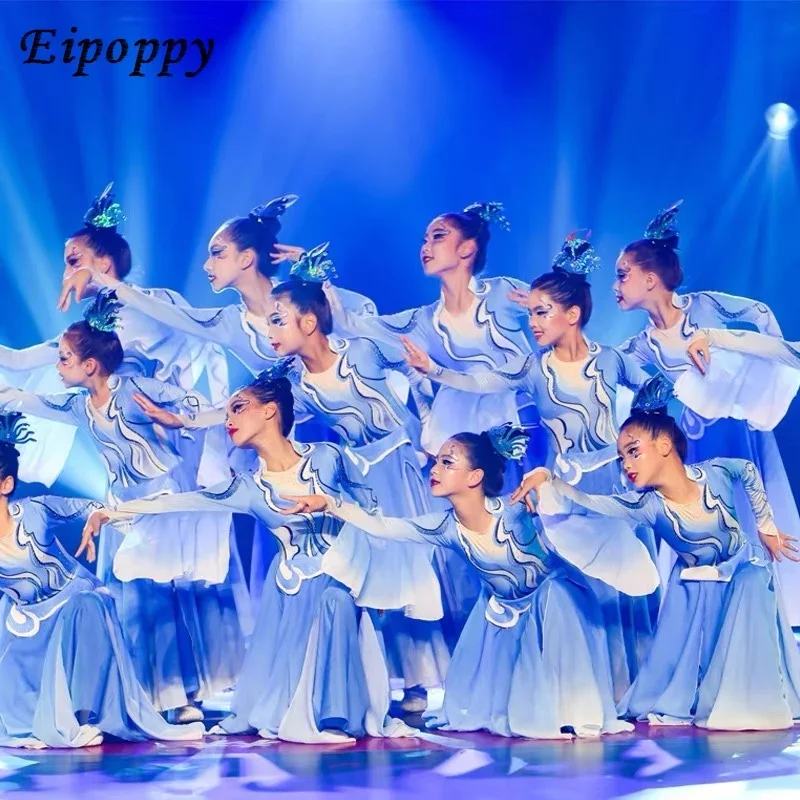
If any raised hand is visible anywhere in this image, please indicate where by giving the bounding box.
[270,244,306,266]
[57,268,95,313]
[508,287,530,308]
[759,530,800,562]
[686,335,711,375]
[277,494,329,515]
[132,393,185,429]
[509,468,551,513]
[401,336,432,374]
[76,508,113,563]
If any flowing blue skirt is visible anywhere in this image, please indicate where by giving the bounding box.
[219,556,409,743]
[97,524,246,712]
[424,571,632,738]
[0,583,205,748]
[362,442,452,689]
[619,561,800,730]
[571,461,659,702]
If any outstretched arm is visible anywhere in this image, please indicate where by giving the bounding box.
[0,339,60,374]
[0,386,81,425]
[698,291,782,336]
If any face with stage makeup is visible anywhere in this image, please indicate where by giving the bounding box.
[613,254,653,311]
[63,236,112,280]
[56,335,94,389]
[265,295,319,356]
[428,439,485,498]
[617,425,674,488]
[419,216,477,277]
[526,288,581,347]
[224,389,280,448]
[203,225,254,293]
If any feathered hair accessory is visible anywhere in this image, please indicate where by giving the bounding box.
[253,357,297,386]
[631,374,674,415]
[552,229,601,276]
[484,423,529,461]
[644,200,682,245]
[249,194,299,223]
[84,289,122,333]
[83,183,126,230]
[289,242,337,283]
[0,412,36,453]
[463,201,511,232]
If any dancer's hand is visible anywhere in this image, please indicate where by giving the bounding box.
[509,468,551,513]
[687,336,711,375]
[76,509,112,562]
[270,244,306,266]
[278,494,329,515]
[133,393,185,429]
[401,337,432,374]
[759,530,800,562]
[508,287,530,308]
[57,268,96,312]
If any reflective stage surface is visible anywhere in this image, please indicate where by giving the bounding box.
[2,722,800,799]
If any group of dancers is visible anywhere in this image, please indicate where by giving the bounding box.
[1,185,800,749]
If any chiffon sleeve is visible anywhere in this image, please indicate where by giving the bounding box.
[535,477,660,595]
[0,386,82,425]
[0,339,60,373]
[426,352,537,396]
[698,291,782,336]
[326,499,450,546]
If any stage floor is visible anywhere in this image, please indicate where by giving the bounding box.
[2,721,800,799]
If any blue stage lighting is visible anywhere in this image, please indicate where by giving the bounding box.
[766,103,797,140]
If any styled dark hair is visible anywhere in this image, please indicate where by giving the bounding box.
[244,375,296,437]
[620,410,688,463]
[272,280,333,336]
[439,211,492,275]
[67,227,132,280]
[530,269,593,326]
[621,236,682,292]
[221,215,281,279]
[0,443,20,494]
[448,431,509,497]
[62,321,124,375]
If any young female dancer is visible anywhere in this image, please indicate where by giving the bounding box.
[526,376,800,730]
[0,413,205,748]
[276,423,656,739]
[614,202,800,622]
[0,184,229,484]
[0,293,244,723]
[78,366,429,743]
[402,232,658,698]
[324,202,537,458]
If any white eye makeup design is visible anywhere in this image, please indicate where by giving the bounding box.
[268,302,290,327]
[209,243,228,258]
[532,303,557,320]
[438,444,467,470]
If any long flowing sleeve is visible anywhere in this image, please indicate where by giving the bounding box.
[426,352,537,395]
[672,330,800,431]
[712,458,780,537]
[29,495,104,523]
[697,291,782,336]
[0,386,82,425]
[107,475,249,585]
[535,477,659,595]
[109,281,233,345]
[327,499,450,546]
[616,334,653,369]
[112,475,252,519]
[0,339,60,373]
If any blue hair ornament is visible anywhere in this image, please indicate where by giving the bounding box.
[552,229,601,276]
[249,194,299,223]
[84,289,122,333]
[289,242,337,282]
[644,200,682,244]
[485,423,529,461]
[0,412,36,451]
[463,201,511,232]
[631,374,674,415]
[253,357,297,387]
[84,182,126,229]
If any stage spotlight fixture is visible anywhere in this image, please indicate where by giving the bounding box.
[766,103,797,140]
